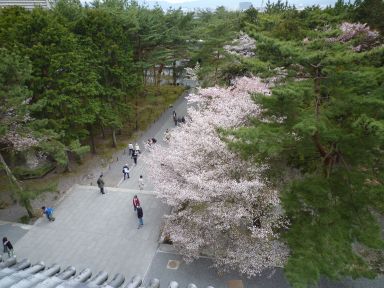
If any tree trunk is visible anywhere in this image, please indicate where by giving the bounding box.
[89,125,96,154]
[101,124,106,139]
[143,69,147,87]
[214,50,220,85]
[172,61,177,86]
[135,94,139,131]
[0,152,33,218]
[20,198,34,218]
[0,152,23,191]
[9,151,15,169]
[112,128,117,148]
[153,66,157,85]
[157,63,164,88]
[64,151,72,173]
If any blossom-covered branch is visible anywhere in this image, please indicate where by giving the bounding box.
[327,22,380,52]
[224,32,256,57]
[144,76,288,276]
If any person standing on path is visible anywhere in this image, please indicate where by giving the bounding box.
[173,110,177,126]
[132,150,138,165]
[136,205,144,229]
[135,143,140,154]
[3,237,14,258]
[41,206,55,221]
[138,175,144,190]
[97,174,105,194]
[164,129,171,141]
[128,143,134,156]
[132,195,140,211]
[122,164,130,180]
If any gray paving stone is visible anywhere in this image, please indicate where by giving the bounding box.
[15,185,170,279]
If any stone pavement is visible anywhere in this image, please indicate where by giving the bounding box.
[0,220,31,246]
[14,185,170,278]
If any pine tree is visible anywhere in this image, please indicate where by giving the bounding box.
[230,20,384,287]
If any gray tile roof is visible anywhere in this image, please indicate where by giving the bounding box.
[0,0,51,10]
[0,257,214,288]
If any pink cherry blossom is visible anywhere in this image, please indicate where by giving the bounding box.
[144,76,288,276]
[224,32,256,58]
[327,22,380,52]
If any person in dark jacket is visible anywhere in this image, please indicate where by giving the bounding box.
[3,237,14,258]
[136,205,144,229]
[122,164,130,180]
[173,111,177,126]
[97,174,105,194]
[132,150,138,165]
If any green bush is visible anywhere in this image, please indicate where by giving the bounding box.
[13,163,55,180]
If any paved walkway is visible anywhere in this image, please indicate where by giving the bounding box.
[99,92,189,190]
[14,185,169,278]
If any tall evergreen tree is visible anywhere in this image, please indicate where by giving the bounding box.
[230,18,384,288]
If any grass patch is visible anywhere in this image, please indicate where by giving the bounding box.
[19,215,30,224]
[13,163,56,180]
[0,173,59,210]
[136,85,184,133]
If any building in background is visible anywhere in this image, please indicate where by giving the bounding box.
[0,0,51,10]
[239,1,253,10]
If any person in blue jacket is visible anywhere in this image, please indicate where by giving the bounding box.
[41,206,55,222]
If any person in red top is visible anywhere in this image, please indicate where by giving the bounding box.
[133,195,140,211]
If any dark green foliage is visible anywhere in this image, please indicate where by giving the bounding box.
[13,163,55,180]
[0,0,199,216]
[354,0,384,33]
[231,3,384,287]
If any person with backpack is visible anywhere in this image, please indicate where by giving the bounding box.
[97,174,105,194]
[3,237,14,258]
[41,206,55,222]
[132,150,138,165]
[122,164,130,180]
[136,205,144,229]
[132,195,140,211]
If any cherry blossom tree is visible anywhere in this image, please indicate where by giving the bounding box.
[0,48,39,217]
[144,76,288,276]
[327,22,380,52]
[184,62,200,82]
[224,32,256,57]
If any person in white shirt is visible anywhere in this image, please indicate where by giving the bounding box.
[128,143,134,155]
[135,143,140,154]
[138,175,144,190]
